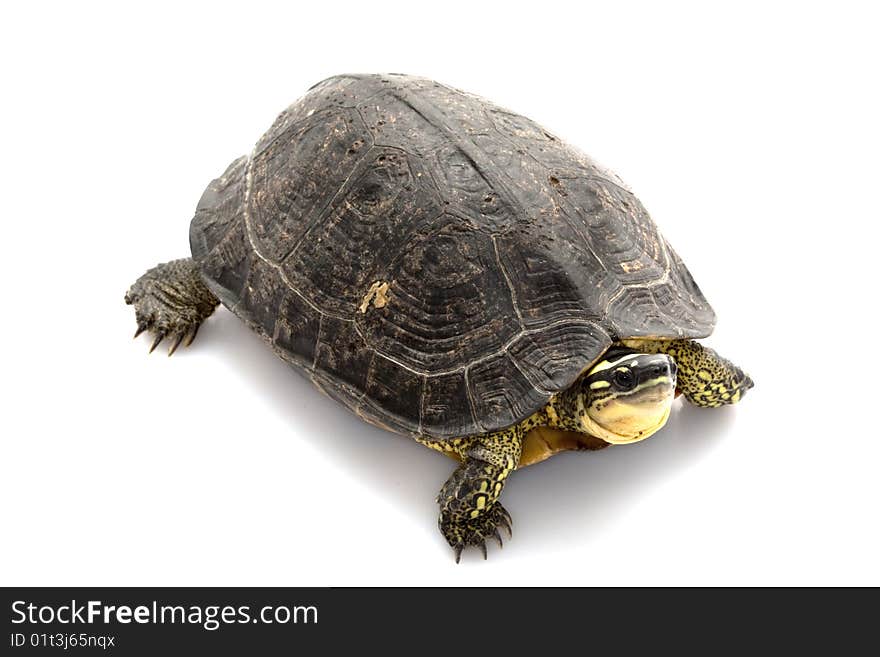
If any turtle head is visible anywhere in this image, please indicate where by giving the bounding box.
[578,349,677,445]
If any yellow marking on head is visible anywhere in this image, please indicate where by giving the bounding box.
[589,380,611,390]
[545,404,560,423]
[632,375,672,390]
[595,401,672,445]
[470,509,480,519]
[589,353,638,374]
[479,481,488,493]
[476,496,486,510]
[697,369,712,381]
[579,373,675,445]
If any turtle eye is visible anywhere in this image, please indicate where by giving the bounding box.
[613,369,636,390]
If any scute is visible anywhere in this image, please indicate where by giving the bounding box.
[355,214,521,373]
[190,74,715,440]
[248,108,367,263]
[281,147,443,317]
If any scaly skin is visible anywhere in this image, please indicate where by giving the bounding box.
[125,258,219,355]
[424,339,752,561]
[434,427,523,563]
[623,339,754,407]
[425,404,579,562]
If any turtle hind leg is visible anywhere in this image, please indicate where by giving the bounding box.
[625,339,754,407]
[436,426,522,563]
[125,258,219,355]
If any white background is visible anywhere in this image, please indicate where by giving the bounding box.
[2,1,878,586]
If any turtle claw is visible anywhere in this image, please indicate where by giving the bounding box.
[498,514,513,539]
[133,323,147,339]
[184,324,200,347]
[441,503,512,563]
[148,332,165,353]
[167,332,185,356]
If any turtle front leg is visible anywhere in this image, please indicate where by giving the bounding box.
[437,426,523,563]
[624,339,754,407]
[125,258,219,355]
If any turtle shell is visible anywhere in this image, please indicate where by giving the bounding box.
[189,74,715,439]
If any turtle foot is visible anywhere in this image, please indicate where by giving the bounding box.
[125,258,219,356]
[440,503,512,564]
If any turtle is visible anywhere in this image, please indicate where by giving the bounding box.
[125,73,753,561]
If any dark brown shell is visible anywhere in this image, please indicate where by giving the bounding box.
[189,74,715,439]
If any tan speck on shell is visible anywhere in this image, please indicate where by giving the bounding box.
[359,281,391,313]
